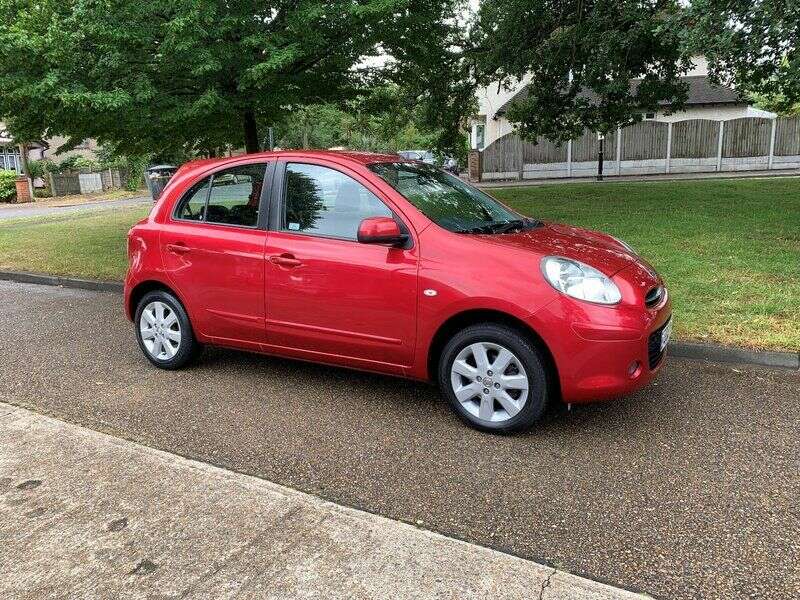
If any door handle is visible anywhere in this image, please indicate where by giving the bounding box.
[166,243,191,254]
[269,253,302,268]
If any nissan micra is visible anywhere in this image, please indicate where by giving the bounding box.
[125,151,672,432]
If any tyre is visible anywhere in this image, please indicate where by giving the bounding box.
[438,323,549,433]
[134,290,201,370]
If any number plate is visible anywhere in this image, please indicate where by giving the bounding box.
[660,318,673,352]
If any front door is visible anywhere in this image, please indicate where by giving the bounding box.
[264,160,418,368]
[160,162,270,347]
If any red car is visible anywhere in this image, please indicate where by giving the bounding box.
[125,151,671,432]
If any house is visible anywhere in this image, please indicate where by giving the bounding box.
[0,123,99,174]
[470,57,775,150]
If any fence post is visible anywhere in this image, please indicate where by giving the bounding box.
[665,122,673,174]
[48,172,57,197]
[716,121,724,171]
[566,140,572,178]
[615,127,622,175]
[518,138,524,181]
[767,119,777,170]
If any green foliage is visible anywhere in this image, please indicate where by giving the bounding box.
[0,169,17,202]
[273,86,448,156]
[749,92,800,117]
[0,0,465,157]
[27,159,57,179]
[124,155,150,190]
[472,0,691,142]
[684,1,799,114]
[57,155,100,173]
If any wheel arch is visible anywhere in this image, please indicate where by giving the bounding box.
[128,279,186,321]
[426,309,560,398]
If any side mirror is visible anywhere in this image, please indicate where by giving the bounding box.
[357,216,408,247]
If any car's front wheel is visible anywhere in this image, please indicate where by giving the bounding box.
[438,324,549,433]
[134,290,200,370]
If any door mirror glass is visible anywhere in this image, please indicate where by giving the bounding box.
[357,216,407,246]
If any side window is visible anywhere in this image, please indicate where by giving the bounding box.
[175,178,210,221]
[205,164,265,227]
[282,163,392,240]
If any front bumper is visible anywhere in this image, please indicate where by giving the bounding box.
[532,287,672,404]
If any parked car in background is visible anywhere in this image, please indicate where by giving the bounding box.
[442,156,460,175]
[399,150,459,175]
[398,150,436,164]
[125,151,671,432]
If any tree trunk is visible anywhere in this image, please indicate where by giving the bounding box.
[18,143,31,178]
[243,111,260,153]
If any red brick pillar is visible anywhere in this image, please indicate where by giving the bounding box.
[468,150,482,183]
[14,176,34,203]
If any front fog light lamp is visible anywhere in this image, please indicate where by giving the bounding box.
[541,256,622,305]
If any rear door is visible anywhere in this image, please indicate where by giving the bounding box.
[263,159,418,368]
[160,162,273,348]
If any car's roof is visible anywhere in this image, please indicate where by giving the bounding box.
[180,150,402,172]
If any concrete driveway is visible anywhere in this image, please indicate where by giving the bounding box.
[1,280,798,600]
[0,195,150,222]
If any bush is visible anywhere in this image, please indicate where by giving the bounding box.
[57,155,100,173]
[27,158,57,179]
[0,170,18,202]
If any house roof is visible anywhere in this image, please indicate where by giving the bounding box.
[495,75,743,117]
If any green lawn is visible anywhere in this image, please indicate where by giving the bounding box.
[0,207,150,281]
[0,177,798,350]
[493,178,800,351]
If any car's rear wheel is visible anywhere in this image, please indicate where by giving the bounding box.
[134,290,200,370]
[438,323,549,433]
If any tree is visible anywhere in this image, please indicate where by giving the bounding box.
[471,0,691,142]
[0,0,465,156]
[684,0,799,114]
[272,86,448,154]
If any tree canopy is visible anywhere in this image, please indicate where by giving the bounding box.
[684,0,799,114]
[471,0,691,142]
[0,0,794,157]
[0,0,465,156]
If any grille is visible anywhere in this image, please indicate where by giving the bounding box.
[648,319,670,370]
[645,286,664,308]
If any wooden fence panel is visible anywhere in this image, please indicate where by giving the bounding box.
[571,129,617,162]
[774,116,800,156]
[49,173,81,196]
[670,119,718,158]
[482,133,522,173]
[522,137,567,164]
[621,121,668,160]
[722,117,771,158]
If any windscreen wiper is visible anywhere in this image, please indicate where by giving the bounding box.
[455,218,543,235]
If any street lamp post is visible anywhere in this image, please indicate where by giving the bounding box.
[596,132,605,181]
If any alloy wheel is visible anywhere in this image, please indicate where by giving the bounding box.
[450,342,529,423]
[139,301,182,361]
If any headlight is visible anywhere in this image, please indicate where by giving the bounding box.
[612,236,636,255]
[541,256,622,305]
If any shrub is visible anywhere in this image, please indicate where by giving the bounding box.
[27,158,57,179]
[57,155,100,173]
[0,169,18,202]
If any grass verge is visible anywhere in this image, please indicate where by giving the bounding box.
[0,177,797,350]
[0,207,150,281]
[493,177,800,351]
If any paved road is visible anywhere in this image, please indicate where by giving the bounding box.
[1,281,798,600]
[0,196,150,221]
